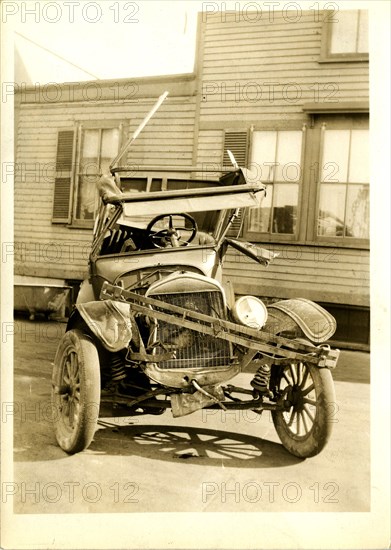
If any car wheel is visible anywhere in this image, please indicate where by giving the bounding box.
[52,329,100,454]
[271,361,336,458]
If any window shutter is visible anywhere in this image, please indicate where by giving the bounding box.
[226,208,245,238]
[52,130,75,223]
[223,131,248,237]
[222,131,248,168]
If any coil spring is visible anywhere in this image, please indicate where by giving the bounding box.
[251,364,271,393]
[110,353,126,382]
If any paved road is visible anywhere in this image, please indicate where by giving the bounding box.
[8,318,370,514]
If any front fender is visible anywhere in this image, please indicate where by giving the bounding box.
[263,298,336,344]
[75,300,133,352]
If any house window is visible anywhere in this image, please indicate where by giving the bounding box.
[317,127,369,239]
[321,9,368,62]
[75,127,121,222]
[233,115,369,247]
[52,124,122,226]
[246,130,303,237]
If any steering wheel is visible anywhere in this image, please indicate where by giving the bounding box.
[146,213,198,248]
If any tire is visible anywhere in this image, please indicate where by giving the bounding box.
[271,362,336,458]
[52,329,101,454]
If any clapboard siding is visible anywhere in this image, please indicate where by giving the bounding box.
[14,90,197,280]
[197,10,369,312]
[14,11,369,320]
[197,130,224,165]
[198,10,369,122]
[204,18,320,32]
[223,246,369,307]
[17,109,195,121]
[204,33,318,45]
[196,10,369,309]
[203,49,320,60]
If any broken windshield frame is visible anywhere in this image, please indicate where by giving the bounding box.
[91,177,266,260]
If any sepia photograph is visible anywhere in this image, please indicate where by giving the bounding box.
[1,0,389,548]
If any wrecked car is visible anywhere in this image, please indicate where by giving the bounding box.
[52,93,339,458]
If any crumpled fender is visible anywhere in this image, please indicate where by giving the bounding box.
[263,298,336,343]
[77,300,133,352]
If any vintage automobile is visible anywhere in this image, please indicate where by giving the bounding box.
[52,94,339,458]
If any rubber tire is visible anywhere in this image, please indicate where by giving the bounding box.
[272,364,336,458]
[52,329,101,454]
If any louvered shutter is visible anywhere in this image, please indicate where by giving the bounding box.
[52,130,75,223]
[223,130,248,237]
[222,131,248,168]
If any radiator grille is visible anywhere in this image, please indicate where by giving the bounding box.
[151,291,231,369]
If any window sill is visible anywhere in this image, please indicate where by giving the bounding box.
[243,236,369,251]
[67,222,94,230]
[244,232,298,243]
[302,100,369,114]
[318,54,369,63]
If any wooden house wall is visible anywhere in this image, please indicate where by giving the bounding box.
[14,10,370,310]
[195,11,369,307]
[197,10,369,125]
[223,245,369,307]
[14,78,197,280]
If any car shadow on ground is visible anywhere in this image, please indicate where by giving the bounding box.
[14,418,302,467]
[86,421,303,468]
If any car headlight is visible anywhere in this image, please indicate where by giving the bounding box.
[232,296,268,330]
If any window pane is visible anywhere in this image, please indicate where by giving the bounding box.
[76,176,99,220]
[251,132,277,182]
[346,185,369,238]
[357,10,368,53]
[349,130,369,183]
[272,184,298,234]
[101,129,120,174]
[101,129,120,159]
[321,130,350,182]
[248,184,272,232]
[100,157,113,175]
[76,127,120,222]
[275,131,302,181]
[248,130,301,235]
[81,129,99,175]
[317,184,346,236]
[330,10,359,54]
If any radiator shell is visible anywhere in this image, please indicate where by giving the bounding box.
[143,272,239,388]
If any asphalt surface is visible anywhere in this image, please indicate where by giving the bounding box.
[8,317,370,514]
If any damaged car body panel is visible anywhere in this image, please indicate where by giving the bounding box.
[51,92,340,459]
[76,300,133,352]
[264,298,337,344]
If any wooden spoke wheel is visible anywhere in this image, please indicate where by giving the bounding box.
[272,361,336,458]
[52,330,100,454]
